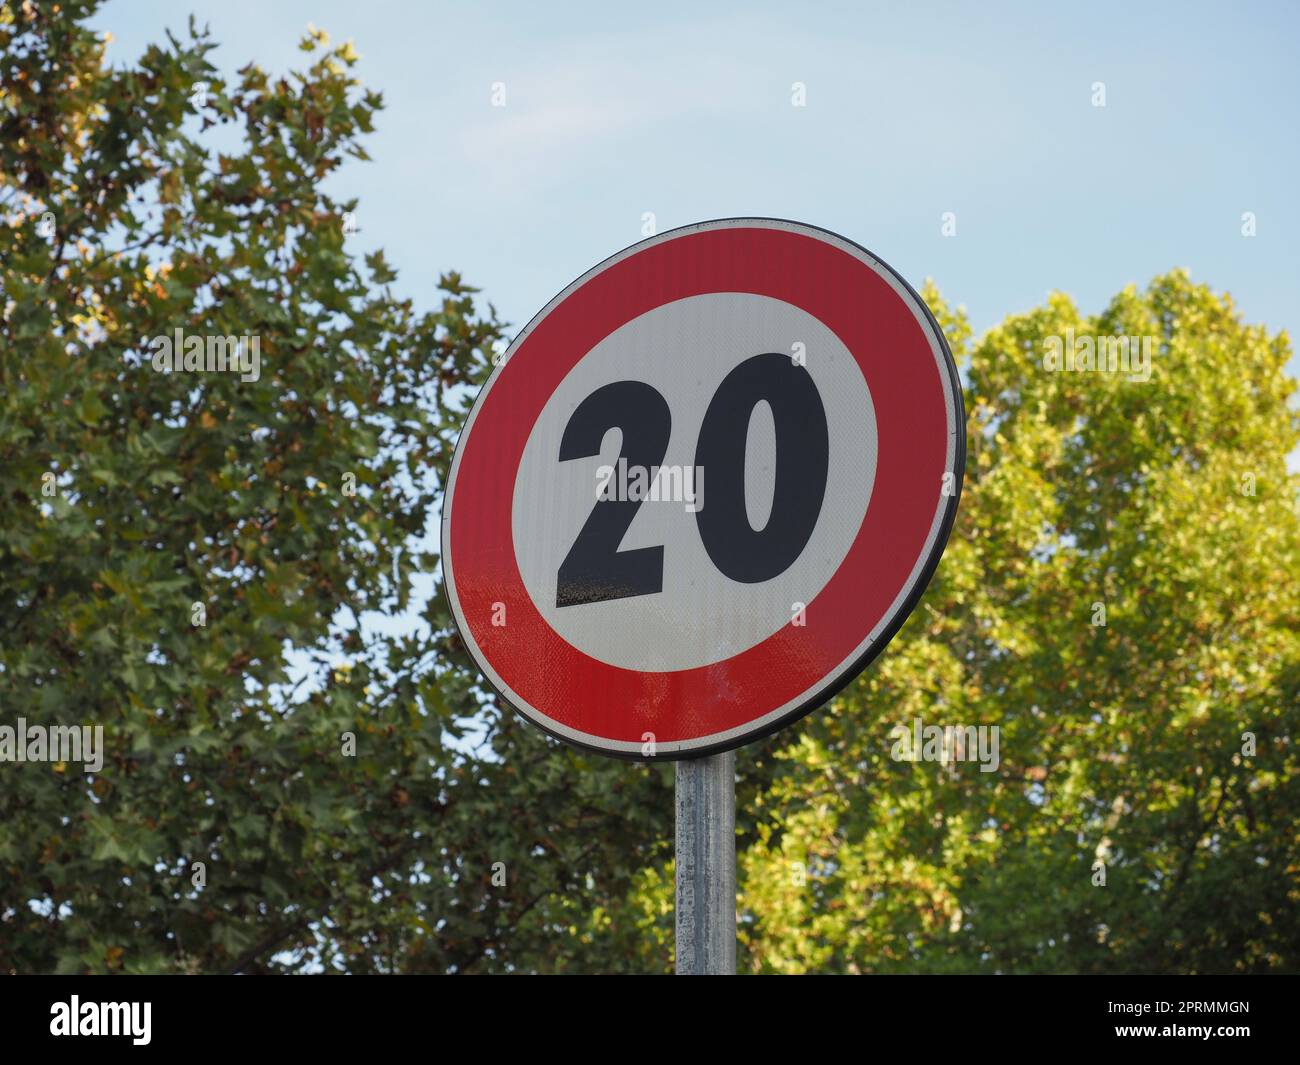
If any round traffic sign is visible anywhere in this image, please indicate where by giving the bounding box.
[442,218,964,759]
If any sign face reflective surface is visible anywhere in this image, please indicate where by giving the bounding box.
[442,218,965,759]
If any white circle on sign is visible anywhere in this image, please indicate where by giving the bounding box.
[512,291,877,672]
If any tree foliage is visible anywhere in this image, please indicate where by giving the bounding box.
[725,275,1300,974]
[0,1,671,975]
[2,4,1296,974]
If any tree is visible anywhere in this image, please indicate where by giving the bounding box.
[0,1,671,974]
[727,274,1300,973]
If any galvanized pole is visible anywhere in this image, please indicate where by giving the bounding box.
[675,750,736,974]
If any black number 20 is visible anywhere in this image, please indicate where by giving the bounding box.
[556,353,829,607]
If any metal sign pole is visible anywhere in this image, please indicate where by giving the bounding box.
[674,750,736,974]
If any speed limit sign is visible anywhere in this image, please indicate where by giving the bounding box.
[442,218,964,759]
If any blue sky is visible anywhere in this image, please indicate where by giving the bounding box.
[95,0,1299,381]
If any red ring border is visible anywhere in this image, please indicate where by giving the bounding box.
[443,220,961,756]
